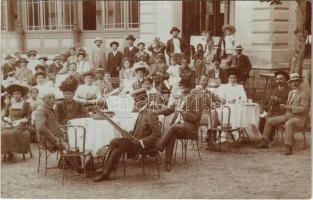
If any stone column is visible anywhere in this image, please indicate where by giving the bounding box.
[72,0,81,47]
[139,1,182,44]
[16,0,25,51]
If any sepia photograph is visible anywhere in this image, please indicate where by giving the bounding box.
[0,0,312,199]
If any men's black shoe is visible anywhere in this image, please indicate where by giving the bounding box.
[93,174,109,182]
[255,142,269,149]
[164,162,171,172]
[284,145,293,156]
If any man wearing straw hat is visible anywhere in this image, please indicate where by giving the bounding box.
[90,37,106,70]
[257,73,310,155]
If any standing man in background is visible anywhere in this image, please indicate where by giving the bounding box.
[90,37,106,71]
[124,35,139,66]
[166,27,188,64]
[107,41,123,78]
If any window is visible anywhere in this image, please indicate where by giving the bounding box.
[26,0,74,31]
[1,0,8,31]
[102,1,139,29]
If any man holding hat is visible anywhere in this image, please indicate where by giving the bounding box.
[229,44,252,85]
[134,42,150,64]
[15,58,33,83]
[157,79,201,171]
[259,70,290,133]
[90,37,106,70]
[124,35,139,65]
[166,27,188,62]
[258,73,310,155]
[107,41,123,77]
[93,88,161,182]
[2,54,16,80]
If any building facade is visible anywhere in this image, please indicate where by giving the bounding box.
[1,0,311,81]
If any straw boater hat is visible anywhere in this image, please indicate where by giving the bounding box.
[133,61,149,73]
[288,73,303,82]
[4,54,14,60]
[126,35,136,41]
[94,37,103,43]
[77,51,86,57]
[234,45,244,51]
[110,41,119,47]
[26,50,37,57]
[274,70,290,81]
[38,56,48,61]
[222,24,236,34]
[5,83,29,97]
[59,76,78,92]
[170,27,180,34]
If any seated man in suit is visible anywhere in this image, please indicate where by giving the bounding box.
[93,89,161,182]
[132,62,149,90]
[259,71,290,133]
[257,73,310,155]
[190,74,221,149]
[158,79,201,171]
[35,89,66,151]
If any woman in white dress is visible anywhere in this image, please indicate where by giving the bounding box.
[218,69,247,104]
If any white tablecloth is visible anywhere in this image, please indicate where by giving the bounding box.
[216,103,260,129]
[67,118,121,155]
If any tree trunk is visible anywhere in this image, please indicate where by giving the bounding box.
[290,0,308,75]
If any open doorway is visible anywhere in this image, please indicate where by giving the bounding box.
[83,0,96,30]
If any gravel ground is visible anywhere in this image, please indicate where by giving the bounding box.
[1,133,311,199]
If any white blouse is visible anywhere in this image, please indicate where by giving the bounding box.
[218,83,247,103]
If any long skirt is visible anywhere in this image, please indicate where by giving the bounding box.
[1,127,31,154]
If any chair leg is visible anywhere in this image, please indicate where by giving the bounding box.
[155,153,160,178]
[28,145,33,158]
[302,131,306,150]
[196,140,201,161]
[37,148,41,173]
[142,155,145,176]
[173,139,178,165]
[62,158,65,184]
[45,149,48,176]
[23,153,25,161]
[184,140,187,164]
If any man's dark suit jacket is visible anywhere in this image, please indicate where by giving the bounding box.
[132,110,161,149]
[263,85,290,117]
[123,46,139,65]
[230,54,252,83]
[166,37,188,57]
[207,68,228,84]
[107,51,123,77]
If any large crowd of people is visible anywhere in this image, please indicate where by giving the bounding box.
[1,25,310,182]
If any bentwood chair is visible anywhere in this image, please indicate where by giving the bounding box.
[37,133,60,176]
[210,105,241,149]
[271,104,311,149]
[173,122,202,165]
[57,125,93,184]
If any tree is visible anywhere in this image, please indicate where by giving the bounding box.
[260,0,309,75]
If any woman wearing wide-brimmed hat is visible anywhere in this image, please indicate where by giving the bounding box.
[2,83,32,161]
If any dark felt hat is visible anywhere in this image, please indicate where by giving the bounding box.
[126,35,136,41]
[34,71,47,79]
[59,76,79,92]
[110,41,119,47]
[170,27,180,34]
[35,64,46,72]
[5,83,29,97]
[274,70,290,80]
[83,71,95,77]
[27,50,37,57]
